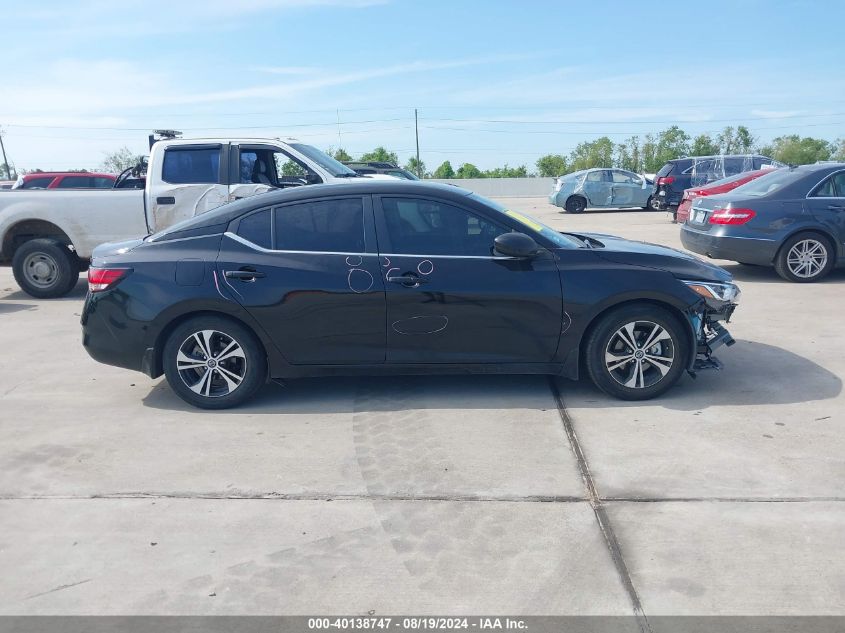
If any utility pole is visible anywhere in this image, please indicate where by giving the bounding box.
[0,128,11,181]
[336,109,343,150]
[414,108,421,177]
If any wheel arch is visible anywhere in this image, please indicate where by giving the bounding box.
[571,297,697,378]
[1,219,74,262]
[145,309,274,379]
[774,226,839,262]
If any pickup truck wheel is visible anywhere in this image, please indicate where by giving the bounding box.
[12,238,80,299]
[162,316,267,410]
[585,304,687,401]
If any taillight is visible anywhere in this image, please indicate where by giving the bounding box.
[657,176,675,185]
[88,267,131,292]
[709,207,756,225]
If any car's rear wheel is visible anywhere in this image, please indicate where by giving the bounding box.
[642,196,653,210]
[12,238,80,298]
[774,232,834,283]
[565,196,587,214]
[649,196,662,211]
[585,305,688,400]
[163,316,266,409]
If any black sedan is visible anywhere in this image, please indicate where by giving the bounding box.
[82,181,740,409]
[681,163,845,282]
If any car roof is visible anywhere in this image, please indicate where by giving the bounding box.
[22,171,115,178]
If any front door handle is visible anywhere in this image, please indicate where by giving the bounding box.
[224,269,265,281]
[156,196,175,205]
[387,274,428,286]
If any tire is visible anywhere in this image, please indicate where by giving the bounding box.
[774,232,834,283]
[162,316,267,409]
[565,196,587,214]
[12,238,80,299]
[649,196,662,211]
[642,196,653,210]
[585,304,688,401]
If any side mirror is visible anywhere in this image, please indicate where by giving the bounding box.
[494,232,541,258]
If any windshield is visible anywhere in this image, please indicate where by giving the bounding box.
[472,194,582,248]
[289,143,358,177]
[730,168,804,197]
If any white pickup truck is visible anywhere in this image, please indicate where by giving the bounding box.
[0,137,363,298]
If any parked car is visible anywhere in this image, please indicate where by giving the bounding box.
[344,161,419,180]
[82,180,739,409]
[681,163,845,282]
[0,181,15,190]
[549,168,653,213]
[0,136,366,298]
[676,168,778,224]
[12,172,116,189]
[654,155,783,217]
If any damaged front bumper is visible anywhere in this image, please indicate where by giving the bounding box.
[687,298,738,375]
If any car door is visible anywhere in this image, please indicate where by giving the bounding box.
[373,195,563,364]
[217,195,386,365]
[151,143,229,230]
[581,170,612,206]
[610,170,641,206]
[806,170,845,248]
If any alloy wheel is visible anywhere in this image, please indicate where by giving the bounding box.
[176,329,247,398]
[786,239,827,279]
[604,320,675,389]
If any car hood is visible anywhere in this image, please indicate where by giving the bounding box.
[577,232,733,282]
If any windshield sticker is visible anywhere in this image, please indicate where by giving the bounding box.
[504,210,544,233]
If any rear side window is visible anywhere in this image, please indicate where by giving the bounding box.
[162,147,221,184]
[21,176,55,189]
[236,209,272,249]
[274,198,364,253]
[656,163,675,177]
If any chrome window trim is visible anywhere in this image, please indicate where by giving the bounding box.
[380,253,519,260]
[224,231,367,256]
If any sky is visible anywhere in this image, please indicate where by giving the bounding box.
[1,0,844,173]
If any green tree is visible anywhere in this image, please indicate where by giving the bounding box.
[642,134,660,172]
[568,136,614,171]
[654,125,690,167]
[834,139,845,162]
[101,146,146,173]
[432,160,456,179]
[359,146,399,164]
[0,162,17,180]
[536,154,568,177]
[455,163,483,179]
[404,157,426,178]
[613,136,643,173]
[717,126,756,154]
[759,135,833,164]
[690,133,720,156]
[281,160,306,177]
[484,164,528,178]
[331,147,352,162]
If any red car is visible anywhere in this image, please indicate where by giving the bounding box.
[12,172,116,189]
[676,168,777,223]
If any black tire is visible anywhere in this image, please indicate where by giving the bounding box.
[162,315,267,409]
[12,238,80,299]
[737,262,760,267]
[585,304,688,401]
[565,195,587,214]
[649,196,663,211]
[774,232,834,283]
[642,196,653,210]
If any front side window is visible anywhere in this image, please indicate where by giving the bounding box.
[56,176,91,188]
[612,171,636,184]
[162,147,221,184]
[275,198,364,253]
[380,198,508,256]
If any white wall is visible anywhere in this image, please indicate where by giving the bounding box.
[427,177,554,197]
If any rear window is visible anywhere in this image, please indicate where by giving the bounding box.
[656,164,675,177]
[21,176,56,189]
[731,169,805,197]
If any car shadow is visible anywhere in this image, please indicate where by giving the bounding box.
[564,339,841,411]
[0,277,87,301]
[723,263,845,285]
[141,340,839,414]
[141,373,567,415]
[0,302,37,315]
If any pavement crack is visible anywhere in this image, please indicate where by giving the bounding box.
[549,376,651,633]
[25,578,91,600]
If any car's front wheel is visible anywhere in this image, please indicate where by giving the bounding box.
[774,232,834,283]
[162,316,267,409]
[585,305,688,400]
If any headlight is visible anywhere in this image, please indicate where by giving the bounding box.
[682,280,740,303]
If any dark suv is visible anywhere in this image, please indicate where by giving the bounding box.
[653,155,782,217]
[344,161,419,180]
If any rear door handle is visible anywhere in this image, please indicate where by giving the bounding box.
[224,269,265,280]
[387,274,428,286]
[828,205,845,210]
